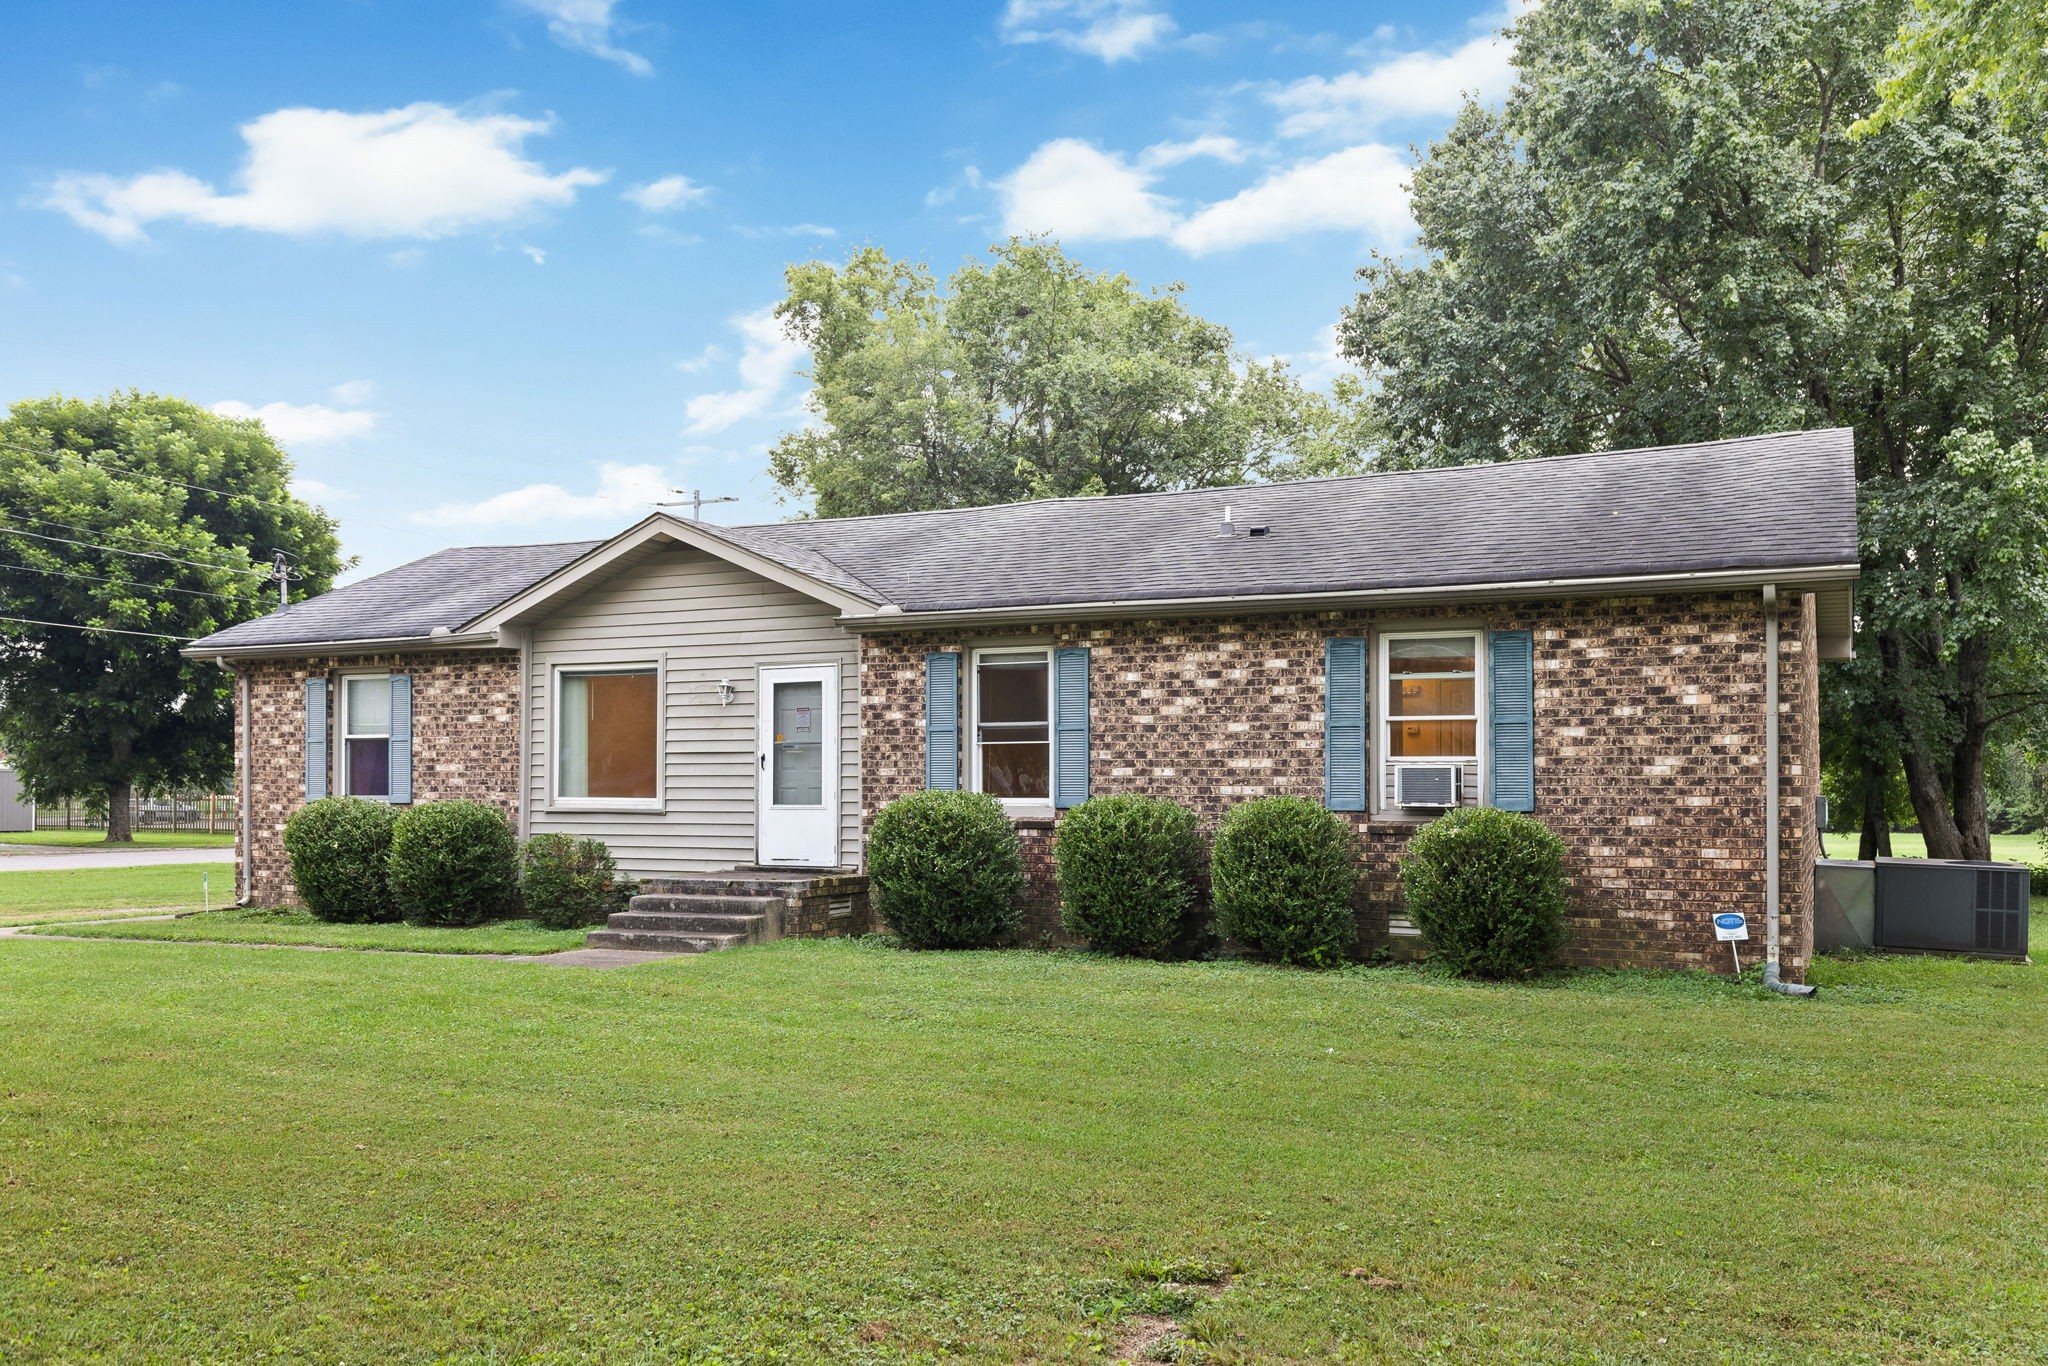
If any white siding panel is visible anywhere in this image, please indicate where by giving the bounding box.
[525,544,861,879]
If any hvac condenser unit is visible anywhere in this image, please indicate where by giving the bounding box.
[1393,762,1459,808]
[1873,858,2030,959]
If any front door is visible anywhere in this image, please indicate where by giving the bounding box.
[757,664,838,867]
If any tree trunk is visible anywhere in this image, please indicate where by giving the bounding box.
[1857,759,1893,860]
[1949,635,1993,861]
[104,780,133,844]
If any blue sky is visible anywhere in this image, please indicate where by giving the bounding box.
[2,0,1520,580]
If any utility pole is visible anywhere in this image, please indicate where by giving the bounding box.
[270,551,298,608]
[658,489,740,521]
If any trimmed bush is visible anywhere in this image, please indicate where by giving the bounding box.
[1211,796,1361,967]
[388,800,520,927]
[867,790,1024,949]
[1399,807,1568,978]
[281,797,400,923]
[520,834,634,930]
[1055,794,1204,957]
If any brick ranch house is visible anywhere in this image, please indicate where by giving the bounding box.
[186,429,1860,977]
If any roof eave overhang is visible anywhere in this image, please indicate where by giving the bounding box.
[181,630,501,663]
[463,513,880,632]
[837,562,1863,635]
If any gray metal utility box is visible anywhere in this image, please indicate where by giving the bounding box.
[1819,857,2031,959]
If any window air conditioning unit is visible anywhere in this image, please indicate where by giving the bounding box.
[1873,858,2030,959]
[1393,762,1459,808]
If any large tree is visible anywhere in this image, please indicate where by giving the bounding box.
[0,392,342,841]
[1863,0,2048,142]
[768,237,1374,517]
[1340,0,2048,860]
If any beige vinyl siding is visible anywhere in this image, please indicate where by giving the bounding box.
[524,544,860,877]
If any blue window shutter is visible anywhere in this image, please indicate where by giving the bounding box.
[1053,647,1091,809]
[924,652,960,790]
[1324,639,1367,812]
[1488,630,1536,812]
[388,675,414,805]
[304,678,328,800]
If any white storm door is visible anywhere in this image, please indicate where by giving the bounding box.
[756,664,838,866]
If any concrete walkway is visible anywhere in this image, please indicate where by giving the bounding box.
[0,845,231,871]
[0,916,681,968]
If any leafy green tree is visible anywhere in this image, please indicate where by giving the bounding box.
[768,237,1374,517]
[1862,0,2048,143]
[0,392,342,841]
[1340,0,2048,861]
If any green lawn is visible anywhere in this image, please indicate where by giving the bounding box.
[1819,830,2042,863]
[0,931,2042,1364]
[0,830,237,849]
[42,906,591,956]
[0,861,232,916]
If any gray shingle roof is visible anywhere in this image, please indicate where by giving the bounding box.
[190,428,1857,651]
[728,428,1858,613]
[190,540,602,652]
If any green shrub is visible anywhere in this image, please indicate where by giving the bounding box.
[520,834,634,930]
[1055,794,1205,957]
[1210,796,1361,967]
[388,800,520,927]
[281,797,400,923]
[1399,807,1569,978]
[867,790,1024,949]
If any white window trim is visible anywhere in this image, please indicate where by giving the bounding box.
[550,661,664,812]
[968,645,1055,810]
[335,670,392,801]
[1375,628,1487,813]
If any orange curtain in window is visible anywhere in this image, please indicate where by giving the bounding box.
[585,672,658,798]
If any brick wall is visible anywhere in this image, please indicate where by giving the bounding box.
[236,649,522,906]
[860,591,1821,976]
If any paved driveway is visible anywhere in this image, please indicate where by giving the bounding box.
[0,845,229,871]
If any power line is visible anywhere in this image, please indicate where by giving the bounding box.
[0,614,195,641]
[7,509,222,558]
[0,439,306,517]
[0,558,239,601]
[0,524,272,578]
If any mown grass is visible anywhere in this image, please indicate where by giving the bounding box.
[0,923,2043,1364]
[40,906,591,956]
[0,830,237,848]
[0,861,232,915]
[1820,830,2041,862]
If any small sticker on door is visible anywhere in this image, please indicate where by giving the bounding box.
[795,706,813,734]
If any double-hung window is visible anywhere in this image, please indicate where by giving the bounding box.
[556,666,660,806]
[1381,632,1480,800]
[338,674,393,799]
[971,648,1051,803]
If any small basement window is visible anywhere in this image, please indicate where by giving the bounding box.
[1380,632,1480,805]
[338,673,392,799]
[557,666,660,804]
[972,647,1051,803]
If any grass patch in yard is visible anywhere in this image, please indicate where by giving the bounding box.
[1821,830,2042,862]
[41,906,591,955]
[0,929,2043,1363]
[0,830,236,849]
[0,907,178,928]
[0,860,231,915]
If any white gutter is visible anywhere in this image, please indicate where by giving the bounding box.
[180,630,500,662]
[1761,584,1816,998]
[835,563,1862,633]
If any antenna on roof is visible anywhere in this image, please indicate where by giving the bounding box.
[657,489,741,521]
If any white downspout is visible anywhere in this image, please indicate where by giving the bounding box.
[236,663,252,905]
[1762,585,1816,997]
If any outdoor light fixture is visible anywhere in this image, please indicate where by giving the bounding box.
[716,678,736,706]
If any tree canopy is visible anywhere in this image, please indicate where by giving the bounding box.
[0,391,343,839]
[1862,0,2048,142]
[1340,0,2048,859]
[768,238,1374,518]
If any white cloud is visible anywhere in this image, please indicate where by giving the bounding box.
[734,222,838,239]
[520,243,547,265]
[1138,135,1247,169]
[412,461,672,527]
[1171,144,1411,254]
[683,307,807,436]
[1270,5,1526,138]
[290,477,352,503]
[924,165,984,208]
[623,173,707,212]
[45,103,606,244]
[211,399,378,447]
[676,343,727,374]
[329,379,375,405]
[1001,0,1175,62]
[996,138,1176,242]
[1272,322,1358,389]
[511,0,652,75]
